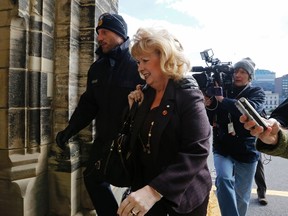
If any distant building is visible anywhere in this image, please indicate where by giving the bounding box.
[253,69,275,92]
[252,69,279,114]
[264,91,279,115]
[275,74,288,103]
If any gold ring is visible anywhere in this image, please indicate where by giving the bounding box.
[131,209,138,215]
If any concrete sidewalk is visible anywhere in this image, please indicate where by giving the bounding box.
[207,187,221,216]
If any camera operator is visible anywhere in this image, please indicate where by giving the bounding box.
[204,57,266,216]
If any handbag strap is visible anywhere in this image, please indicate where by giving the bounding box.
[119,101,138,133]
[128,101,138,121]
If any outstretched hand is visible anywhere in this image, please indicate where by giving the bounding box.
[240,115,280,145]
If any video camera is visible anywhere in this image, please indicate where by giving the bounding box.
[191,49,234,97]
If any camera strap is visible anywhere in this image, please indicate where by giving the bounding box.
[226,84,250,136]
[235,84,250,99]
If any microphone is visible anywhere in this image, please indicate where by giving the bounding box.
[191,66,206,72]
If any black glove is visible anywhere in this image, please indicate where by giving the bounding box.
[56,126,74,150]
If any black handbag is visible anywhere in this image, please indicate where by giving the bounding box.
[93,102,138,187]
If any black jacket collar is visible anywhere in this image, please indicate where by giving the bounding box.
[95,37,130,60]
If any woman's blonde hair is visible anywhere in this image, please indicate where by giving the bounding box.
[130,27,191,80]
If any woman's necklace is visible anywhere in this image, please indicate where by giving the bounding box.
[139,103,159,154]
[145,121,154,154]
[139,120,155,154]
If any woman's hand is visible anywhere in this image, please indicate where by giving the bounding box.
[128,84,144,108]
[117,185,162,216]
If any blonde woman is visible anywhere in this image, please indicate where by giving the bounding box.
[117,27,212,216]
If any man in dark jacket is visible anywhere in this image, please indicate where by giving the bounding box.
[205,57,266,216]
[56,13,144,216]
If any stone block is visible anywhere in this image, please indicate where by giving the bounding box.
[80,4,96,28]
[0,0,16,11]
[10,25,27,69]
[48,168,87,215]
[0,109,8,148]
[8,109,25,149]
[0,149,10,171]
[42,0,55,34]
[0,69,8,108]
[0,45,9,68]
[40,108,53,145]
[29,31,42,57]
[40,72,52,107]
[0,157,49,216]
[56,0,72,25]
[28,71,40,107]
[0,10,12,26]
[42,34,55,60]
[28,109,41,146]
[0,179,23,216]
[8,70,26,107]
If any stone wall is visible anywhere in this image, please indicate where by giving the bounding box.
[0,0,119,215]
